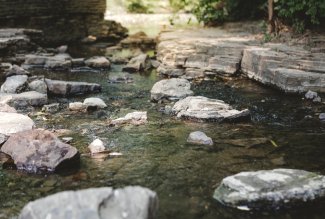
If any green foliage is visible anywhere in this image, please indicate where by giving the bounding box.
[169,0,197,12]
[192,0,265,25]
[127,0,150,13]
[275,0,325,33]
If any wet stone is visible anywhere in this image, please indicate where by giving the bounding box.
[19,186,158,219]
[1,75,28,94]
[111,111,147,126]
[213,169,325,210]
[187,131,213,146]
[0,112,35,136]
[45,79,101,96]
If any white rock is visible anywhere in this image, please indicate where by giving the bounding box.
[69,102,86,111]
[88,139,106,154]
[187,131,213,145]
[0,112,35,136]
[83,97,107,109]
[112,111,147,125]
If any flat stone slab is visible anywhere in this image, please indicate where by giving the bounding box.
[0,91,48,107]
[19,186,158,219]
[1,129,79,173]
[0,112,34,135]
[150,78,193,101]
[45,79,101,96]
[111,111,148,125]
[172,96,250,122]
[213,169,325,210]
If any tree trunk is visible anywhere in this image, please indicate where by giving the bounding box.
[268,0,275,33]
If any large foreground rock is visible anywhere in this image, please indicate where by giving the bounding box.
[0,112,34,135]
[213,169,325,210]
[19,186,158,219]
[45,79,101,96]
[1,129,79,173]
[0,91,48,107]
[172,96,250,122]
[150,78,193,101]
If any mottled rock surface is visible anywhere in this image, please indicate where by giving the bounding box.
[214,169,325,210]
[45,79,101,96]
[122,54,151,72]
[0,112,34,135]
[150,78,193,101]
[85,56,111,69]
[19,186,158,219]
[172,96,250,122]
[1,129,79,173]
[0,91,47,106]
[83,97,107,109]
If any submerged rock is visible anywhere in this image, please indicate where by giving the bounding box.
[213,169,325,210]
[111,111,147,125]
[150,78,193,101]
[187,131,213,145]
[108,74,133,84]
[45,79,101,96]
[1,129,79,173]
[19,186,158,219]
[172,96,250,122]
[85,56,111,69]
[88,139,106,154]
[1,75,28,93]
[0,112,34,136]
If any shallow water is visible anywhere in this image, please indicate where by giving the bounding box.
[1,65,325,219]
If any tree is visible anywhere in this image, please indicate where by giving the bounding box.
[268,0,275,33]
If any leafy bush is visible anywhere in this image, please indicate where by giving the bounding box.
[275,0,325,33]
[192,0,265,25]
[127,0,150,13]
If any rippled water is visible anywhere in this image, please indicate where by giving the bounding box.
[1,64,325,219]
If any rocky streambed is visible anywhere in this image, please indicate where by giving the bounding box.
[0,24,325,219]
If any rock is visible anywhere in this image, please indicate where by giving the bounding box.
[28,79,48,94]
[305,90,318,100]
[1,75,28,93]
[112,111,147,125]
[0,112,34,136]
[151,60,160,68]
[0,103,16,113]
[69,102,86,111]
[319,113,325,121]
[313,96,322,103]
[45,79,101,96]
[19,186,158,219]
[44,54,72,70]
[4,65,30,78]
[24,54,50,66]
[172,96,250,122]
[122,54,151,72]
[150,78,193,101]
[71,58,85,67]
[57,45,68,53]
[42,103,60,113]
[85,56,111,69]
[157,65,185,77]
[108,74,133,84]
[1,129,79,173]
[0,133,8,146]
[213,169,325,210]
[0,91,48,107]
[83,97,107,110]
[187,131,213,145]
[62,137,73,143]
[88,139,106,154]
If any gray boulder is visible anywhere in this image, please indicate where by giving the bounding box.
[150,78,193,101]
[0,112,34,136]
[19,186,158,219]
[1,129,79,173]
[122,54,151,72]
[4,65,30,78]
[0,91,48,107]
[187,131,213,145]
[213,169,325,210]
[172,96,250,122]
[85,56,111,69]
[45,79,101,96]
[1,75,28,93]
[28,79,48,94]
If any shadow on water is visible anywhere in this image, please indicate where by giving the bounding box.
[0,63,325,218]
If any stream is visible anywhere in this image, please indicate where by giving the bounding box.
[1,44,325,219]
